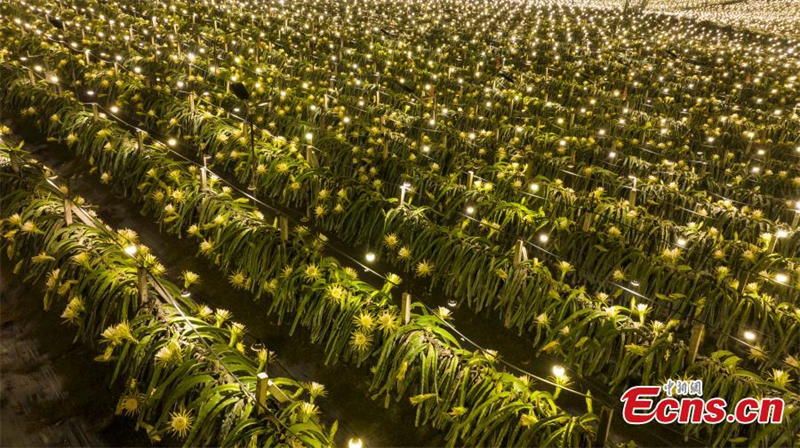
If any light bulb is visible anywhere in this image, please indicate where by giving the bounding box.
[743,330,757,341]
[529,183,539,192]
[110,105,120,113]
[552,365,566,378]
[775,273,789,284]
[305,132,313,141]
[348,439,363,448]
[538,234,549,243]
[676,238,687,247]
[167,138,177,147]
[124,245,138,256]
[466,206,475,215]
[365,252,376,263]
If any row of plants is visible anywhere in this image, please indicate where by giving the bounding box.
[22,0,796,316]
[167,10,792,248]
[32,8,792,374]
[0,138,335,447]
[212,0,800,223]
[38,0,800,232]
[0,65,599,447]
[1,32,793,448]
[57,40,715,384]
[3,0,798,445]
[102,0,797,289]
[9,0,796,410]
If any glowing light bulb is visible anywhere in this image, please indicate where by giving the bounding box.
[529,183,539,192]
[466,206,475,215]
[124,245,138,256]
[676,238,687,247]
[167,138,177,147]
[110,105,120,113]
[538,234,549,243]
[348,439,363,448]
[365,252,376,263]
[305,132,313,141]
[552,365,566,378]
[743,330,757,341]
[775,273,789,284]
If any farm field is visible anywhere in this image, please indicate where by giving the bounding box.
[1,0,798,447]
